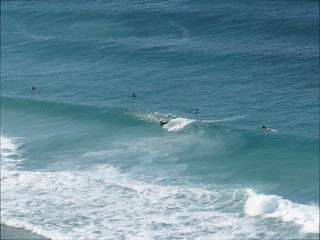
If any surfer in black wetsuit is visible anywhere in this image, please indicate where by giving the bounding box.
[260,125,268,130]
[194,109,198,114]
[160,121,168,126]
[132,93,137,97]
[31,86,36,90]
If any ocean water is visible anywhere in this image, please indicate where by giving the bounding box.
[1,0,319,239]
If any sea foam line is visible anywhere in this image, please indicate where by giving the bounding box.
[159,114,247,132]
[202,115,247,123]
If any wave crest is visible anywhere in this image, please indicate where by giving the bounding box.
[245,189,319,234]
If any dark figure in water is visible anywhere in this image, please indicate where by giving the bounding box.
[194,109,198,114]
[132,93,137,97]
[160,121,168,126]
[260,125,268,130]
[31,86,36,90]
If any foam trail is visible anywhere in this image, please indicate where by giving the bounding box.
[203,115,247,123]
[269,128,278,132]
[245,189,319,234]
[163,114,246,131]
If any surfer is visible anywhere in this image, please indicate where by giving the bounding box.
[194,109,198,114]
[260,125,278,132]
[132,93,137,97]
[31,86,36,90]
[160,121,168,126]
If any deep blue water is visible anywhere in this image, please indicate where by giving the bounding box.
[1,0,319,239]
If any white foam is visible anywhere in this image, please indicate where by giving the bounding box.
[162,114,246,132]
[269,128,278,132]
[1,134,22,157]
[1,134,24,170]
[2,163,315,240]
[163,117,195,131]
[245,189,319,234]
[2,219,68,240]
[133,111,196,131]
[1,133,317,239]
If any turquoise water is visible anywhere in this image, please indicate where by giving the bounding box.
[1,0,319,239]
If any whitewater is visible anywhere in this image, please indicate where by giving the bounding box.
[1,133,319,239]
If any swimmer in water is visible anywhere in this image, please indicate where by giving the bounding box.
[132,93,137,97]
[194,109,198,114]
[31,86,36,90]
[260,125,268,130]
